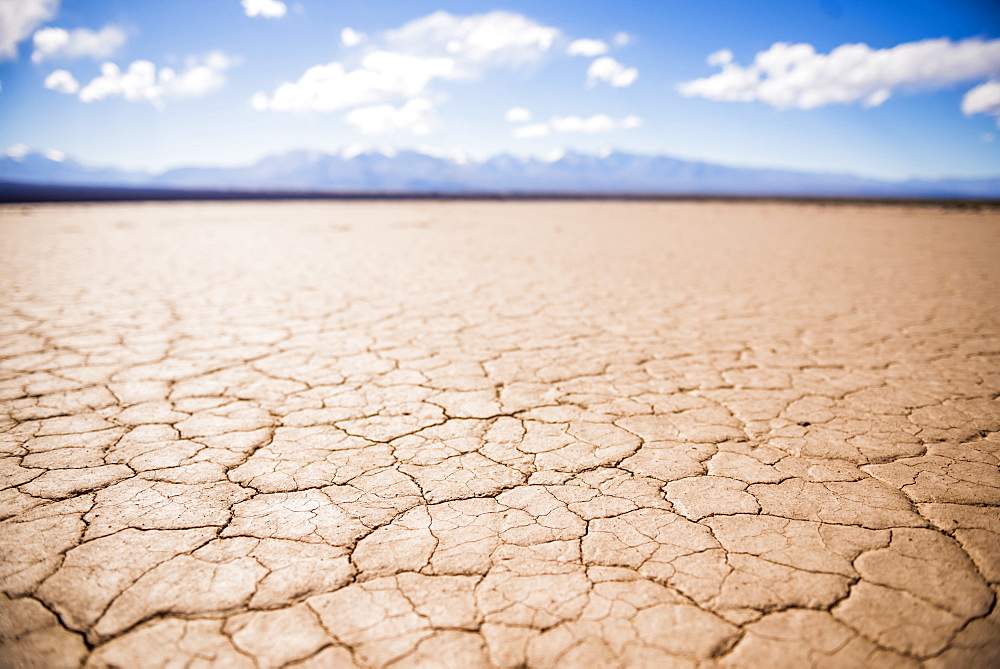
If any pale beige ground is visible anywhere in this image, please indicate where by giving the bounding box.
[0,201,998,668]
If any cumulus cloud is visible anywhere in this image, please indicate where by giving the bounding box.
[613,32,631,47]
[544,148,566,162]
[550,113,641,132]
[511,122,549,138]
[678,37,1000,110]
[706,48,733,67]
[255,10,561,115]
[567,38,608,57]
[0,0,58,60]
[504,106,531,122]
[2,144,63,162]
[344,98,436,135]
[242,0,286,19]
[31,24,126,62]
[587,56,638,87]
[5,143,30,159]
[962,80,1000,126]
[511,113,640,138]
[75,52,235,107]
[43,68,77,93]
[256,10,564,123]
[252,51,456,112]
[551,114,616,133]
[341,27,366,47]
[384,10,559,70]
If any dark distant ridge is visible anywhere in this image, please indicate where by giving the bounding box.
[1,148,998,201]
[4,181,1000,208]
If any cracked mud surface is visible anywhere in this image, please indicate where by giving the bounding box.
[1,200,998,668]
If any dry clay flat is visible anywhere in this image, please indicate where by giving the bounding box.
[1,200,998,667]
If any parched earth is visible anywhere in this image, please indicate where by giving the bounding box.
[0,200,998,668]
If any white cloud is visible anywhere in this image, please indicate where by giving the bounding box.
[242,0,286,19]
[551,114,616,133]
[384,10,559,70]
[544,148,565,162]
[43,68,78,93]
[511,122,550,138]
[255,11,559,116]
[613,32,630,47]
[344,98,436,135]
[962,80,1000,127]
[552,113,640,132]
[31,24,126,62]
[79,61,160,104]
[678,37,1000,110]
[341,27,366,47]
[2,144,63,162]
[513,113,641,138]
[0,0,58,60]
[253,50,456,112]
[983,132,995,143]
[78,52,235,107]
[706,49,733,67]
[5,143,30,159]
[567,38,608,57]
[504,106,531,122]
[587,56,638,87]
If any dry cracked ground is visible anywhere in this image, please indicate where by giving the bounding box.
[0,200,998,668]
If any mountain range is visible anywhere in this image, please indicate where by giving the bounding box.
[2,148,999,199]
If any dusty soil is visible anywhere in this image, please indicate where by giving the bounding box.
[1,201,998,667]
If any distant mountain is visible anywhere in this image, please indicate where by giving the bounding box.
[0,152,148,187]
[2,148,998,199]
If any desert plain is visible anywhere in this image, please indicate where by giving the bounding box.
[0,200,998,668]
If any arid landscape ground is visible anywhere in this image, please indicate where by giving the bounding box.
[1,200,998,668]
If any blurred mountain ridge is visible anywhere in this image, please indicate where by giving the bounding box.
[2,148,998,198]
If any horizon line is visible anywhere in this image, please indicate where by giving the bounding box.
[2,181,998,206]
[6,145,1000,184]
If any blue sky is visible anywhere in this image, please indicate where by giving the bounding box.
[1,0,999,179]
